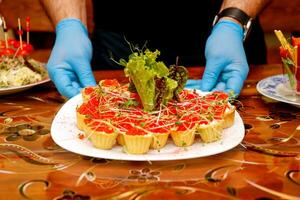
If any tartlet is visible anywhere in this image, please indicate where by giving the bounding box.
[76,80,236,154]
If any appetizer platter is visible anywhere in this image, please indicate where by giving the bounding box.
[51,48,244,160]
[0,17,49,95]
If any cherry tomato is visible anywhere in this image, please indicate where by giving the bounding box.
[13,41,20,49]
[1,48,15,56]
[0,43,6,49]
[17,49,30,56]
[8,39,18,47]
[23,43,33,53]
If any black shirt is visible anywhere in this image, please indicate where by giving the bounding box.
[91,0,266,69]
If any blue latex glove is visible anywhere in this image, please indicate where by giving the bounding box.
[47,19,96,98]
[185,79,202,90]
[201,19,249,95]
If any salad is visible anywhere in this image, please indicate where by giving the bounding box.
[0,55,47,88]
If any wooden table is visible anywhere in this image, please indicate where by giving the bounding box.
[1,65,300,200]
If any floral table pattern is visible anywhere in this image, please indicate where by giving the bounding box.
[1,66,300,200]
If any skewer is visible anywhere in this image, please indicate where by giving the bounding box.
[17,18,23,50]
[2,17,8,48]
[26,16,30,44]
[0,17,15,56]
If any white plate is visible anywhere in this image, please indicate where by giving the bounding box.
[0,78,50,96]
[51,91,245,161]
[257,74,300,108]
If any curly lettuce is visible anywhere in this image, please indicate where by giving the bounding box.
[118,49,188,111]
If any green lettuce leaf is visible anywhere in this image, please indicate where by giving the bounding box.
[120,49,187,111]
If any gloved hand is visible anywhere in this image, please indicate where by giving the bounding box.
[201,19,249,95]
[47,18,96,98]
[186,79,202,90]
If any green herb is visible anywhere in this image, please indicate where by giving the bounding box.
[122,99,139,108]
[175,121,182,125]
[228,90,238,101]
[207,106,213,112]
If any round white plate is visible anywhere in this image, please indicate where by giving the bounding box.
[51,92,245,161]
[0,78,50,96]
[257,74,300,108]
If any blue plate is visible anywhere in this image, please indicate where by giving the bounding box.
[256,74,300,108]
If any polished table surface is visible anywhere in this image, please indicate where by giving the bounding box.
[1,65,300,200]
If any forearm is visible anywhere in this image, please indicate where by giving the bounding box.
[220,0,271,18]
[40,0,87,27]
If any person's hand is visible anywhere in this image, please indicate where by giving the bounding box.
[47,19,96,98]
[201,19,249,95]
[186,79,202,90]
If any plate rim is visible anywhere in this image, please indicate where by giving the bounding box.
[0,77,50,92]
[51,91,245,161]
[256,74,300,107]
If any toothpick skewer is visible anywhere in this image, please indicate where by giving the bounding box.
[2,17,8,48]
[26,16,30,44]
[17,18,23,50]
